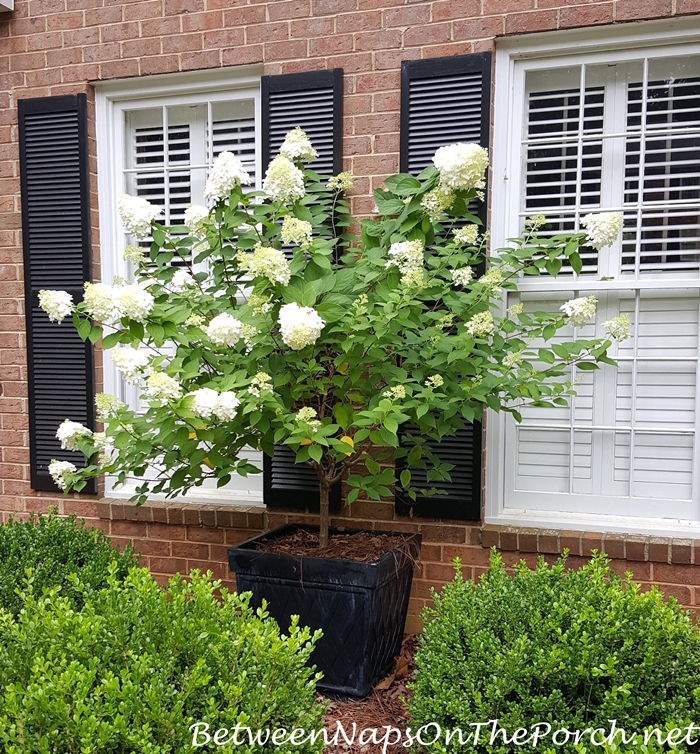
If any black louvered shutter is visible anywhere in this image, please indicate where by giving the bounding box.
[19,94,95,493]
[396,53,491,521]
[261,69,343,511]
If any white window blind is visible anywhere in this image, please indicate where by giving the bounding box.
[104,89,263,505]
[499,50,700,525]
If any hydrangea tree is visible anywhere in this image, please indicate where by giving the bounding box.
[40,128,626,547]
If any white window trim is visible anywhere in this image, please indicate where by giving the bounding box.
[94,66,265,506]
[487,19,700,537]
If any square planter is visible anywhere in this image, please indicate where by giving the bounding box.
[228,524,421,698]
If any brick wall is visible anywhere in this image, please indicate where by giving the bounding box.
[2,0,700,631]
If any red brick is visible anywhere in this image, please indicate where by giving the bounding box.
[504,9,559,34]
[648,538,670,563]
[132,538,171,557]
[432,0,481,21]
[518,531,538,552]
[327,51,372,73]
[186,526,225,544]
[123,1,163,21]
[560,531,582,556]
[111,520,148,538]
[625,536,646,561]
[99,59,140,79]
[336,10,380,31]
[164,0,205,14]
[560,3,613,27]
[383,5,430,27]
[443,545,492,565]
[420,524,466,544]
[581,531,603,556]
[654,563,700,586]
[454,16,505,40]
[268,0,311,20]
[484,0,533,11]
[312,0,357,13]
[264,39,307,60]
[172,541,210,558]
[616,0,672,19]
[354,29,402,52]
[672,539,693,565]
[677,0,700,12]
[148,556,187,574]
[139,54,179,76]
[291,16,335,36]
[610,559,652,582]
[121,38,163,58]
[539,532,561,554]
[309,34,353,55]
[404,22,452,47]
[601,533,625,559]
[148,522,186,540]
[223,6,266,26]
[162,32,202,53]
[181,49,223,70]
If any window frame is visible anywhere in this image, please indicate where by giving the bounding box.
[94,66,265,506]
[487,19,700,537]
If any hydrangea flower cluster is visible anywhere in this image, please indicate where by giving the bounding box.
[295,406,321,428]
[117,193,163,239]
[327,172,353,192]
[450,267,474,287]
[425,375,444,388]
[278,302,325,350]
[188,387,241,421]
[280,216,313,249]
[248,371,273,398]
[93,431,116,466]
[279,127,318,163]
[478,268,503,294]
[111,346,150,384]
[146,372,182,403]
[603,314,631,341]
[382,385,406,400]
[84,282,118,322]
[421,185,454,221]
[56,419,92,451]
[561,296,598,327]
[184,204,210,236]
[123,245,145,264]
[238,246,291,286]
[83,281,155,323]
[206,312,244,347]
[466,311,495,337]
[204,152,251,202]
[170,269,197,292]
[95,392,125,419]
[503,351,524,367]
[48,459,77,491]
[38,289,73,324]
[386,240,424,282]
[262,155,305,205]
[453,225,480,245]
[581,212,624,251]
[433,143,489,192]
[247,292,273,315]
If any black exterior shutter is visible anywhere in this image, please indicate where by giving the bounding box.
[19,94,95,493]
[262,68,343,176]
[396,53,491,521]
[261,69,343,511]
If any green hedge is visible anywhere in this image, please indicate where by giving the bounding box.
[0,568,324,753]
[409,552,700,754]
[0,511,136,615]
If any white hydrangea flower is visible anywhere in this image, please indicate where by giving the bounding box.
[433,143,489,192]
[382,385,406,400]
[84,282,119,322]
[213,391,240,421]
[450,267,474,287]
[504,351,523,367]
[279,127,318,163]
[466,310,494,338]
[278,302,325,350]
[95,392,125,419]
[93,432,116,466]
[401,269,426,289]
[581,212,624,251]
[508,303,524,317]
[185,313,206,328]
[386,240,424,280]
[263,155,305,204]
[56,419,92,451]
[38,289,73,324]
[280,216,313,249]
[603,314,631,341]
[453,225,480,245]
[206,312,244,347]
[116,282,154,322]
[146,371,182,402]
[478,268,503,294]
[204,151,251,202]
[117,193,163,239]
[123,245,145,264]
[171,269,197,292]
[48,459,77,491]
[188,387,219,418]
[421,185,454,221]
[184,204,210,236]
[327,172,353,192]
[425,375,444,388]
[238,246,291,286]
[247,292,273,315]
[527,213,547,230]
[560,296,597,327]
[295,406,321,428]
[249,372,273,398]
[111,346,150,384]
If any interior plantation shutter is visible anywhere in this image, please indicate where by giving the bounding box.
[396,53,492,521]
[261,69,344,511]
[19,94,95,492]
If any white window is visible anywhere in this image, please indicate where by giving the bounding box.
[488,20,700,535]
[95,67,265,505]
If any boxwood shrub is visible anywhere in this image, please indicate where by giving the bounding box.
[0,511,135,615]
[0,568,324,753]
[409,552,700,754]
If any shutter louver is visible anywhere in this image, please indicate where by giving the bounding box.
[19,94,95,493]
[396,54,490,520]
[261,69,343,509]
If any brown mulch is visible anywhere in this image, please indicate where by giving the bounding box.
[321,636,417,754]
[253,529,410,563]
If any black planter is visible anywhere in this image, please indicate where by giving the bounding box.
[227,524,421,698]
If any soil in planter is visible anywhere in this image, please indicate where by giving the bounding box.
[253,529,411,563]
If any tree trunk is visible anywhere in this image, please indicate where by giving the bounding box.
[318,475,330,548]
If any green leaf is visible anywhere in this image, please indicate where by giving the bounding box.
[88,326,103,344]
[77,319,91,341]
[576,361,598,371]
[400,469,411,488]
[101,332,122,350]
